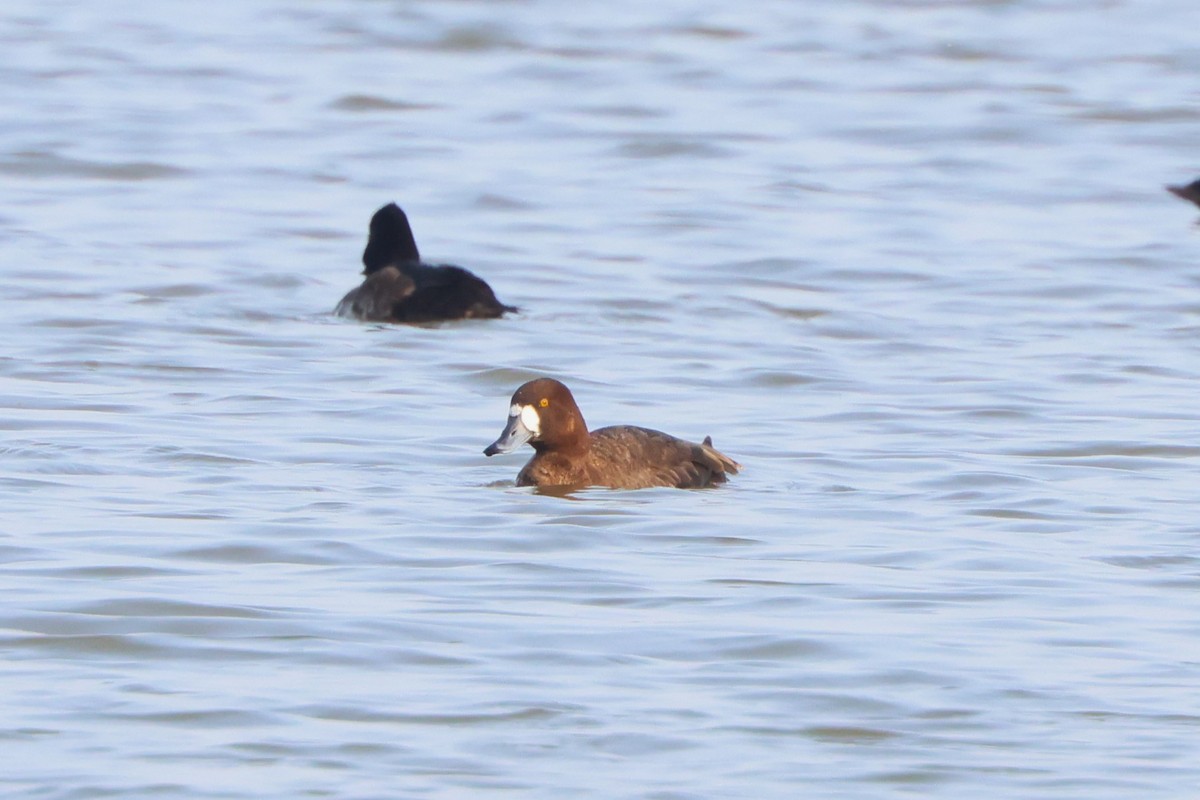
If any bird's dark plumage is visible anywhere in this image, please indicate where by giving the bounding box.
[1167,179,1200,209]
[335,203,516,324]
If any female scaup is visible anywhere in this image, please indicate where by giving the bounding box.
[1167,178,1200,208]
[484,378,740,490]
[335,203,517,323]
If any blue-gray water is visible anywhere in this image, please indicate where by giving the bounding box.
[3,1,1199,797]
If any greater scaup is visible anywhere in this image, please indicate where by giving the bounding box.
[1167,178,1200,208]
[335,203,516,323]
[484,378,740,490]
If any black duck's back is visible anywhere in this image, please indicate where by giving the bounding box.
[390,262,517,323]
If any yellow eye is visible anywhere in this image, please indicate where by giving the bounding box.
[539,398,549,408]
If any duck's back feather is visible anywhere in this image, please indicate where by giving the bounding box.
[517,426,739,490]
[390,262,516,323]
[334,266,414,321]
[336,262,515,323]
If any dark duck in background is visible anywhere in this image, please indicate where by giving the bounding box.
[336,203,516,323]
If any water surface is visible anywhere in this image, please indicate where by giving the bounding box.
[2,0,1199,797]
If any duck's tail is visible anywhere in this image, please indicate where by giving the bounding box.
[701,435,741,475]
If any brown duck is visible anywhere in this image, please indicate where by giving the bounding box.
[484,378,740,490]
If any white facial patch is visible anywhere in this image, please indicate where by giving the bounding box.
[519,404,541,435]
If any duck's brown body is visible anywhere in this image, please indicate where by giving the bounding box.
[485,379,739,490]
[516,426,738,490]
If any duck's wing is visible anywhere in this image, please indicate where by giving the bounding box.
[391,263,516,323]
[589,426,739,489]
[334,266,415,321]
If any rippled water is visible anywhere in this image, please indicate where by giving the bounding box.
[3,0,1199,797]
